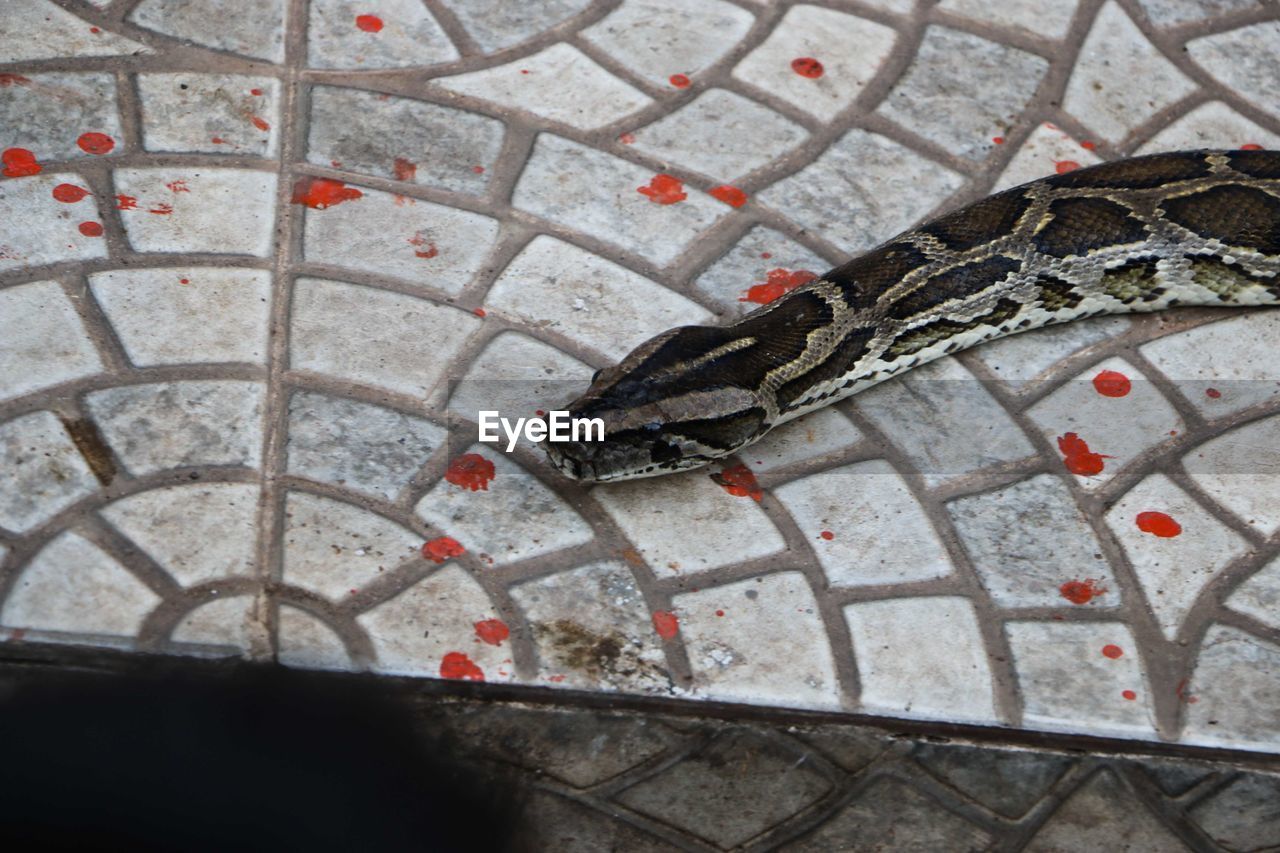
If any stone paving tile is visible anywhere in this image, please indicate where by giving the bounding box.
[306,86,501,194]
[731,5,898,123]
[88,268,271,366]
[137,74,280,157]
[1023,768,1190,852]
[4,0,1280,765]
[1188,771,1280,850]
[913,742,1073,819]
[435,44,650,131]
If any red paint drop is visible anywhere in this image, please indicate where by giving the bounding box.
[1122,689,1137,701]
[669,73,691,88]
[393,157,417,182]
[0,74,31,87]
[1205,387,1221,399]
[422,536,465,564]
[637,174,687,204]
[89,26,101,34]
[715,609,725,617]
[471,165,485,174]
[291,177,363,209]
[445,453,495,491]
[408,231,438,258]
[1057,432,1111,476]
[474,618,510,646]
[1240,143,1263,151]
[1059,578,1107,605]
[1102,644,1123,659]
[1055,160,1081,174]
[1136,511,1181,538]
[439,652,484,681]
[115,194,138,210]
[652,610,679,639]
[179,278,190,285]
[711,463,763,501]
[820,530,834,541]
[1092,369,1131,397]
[473,307,487,318]
[78,221,103,237]
[1080,140,1097,150]
[739,268,818,304]
[355,14,384,32]
[52,183,89,203]
[77,132,115,155]
[791,57,824,78]
[992,136,1005,144]
[148,202,173,215]
[250,87,264,96]
[760,251,772,259]
[2,147,41,177]
[165,179,190,193]
[709,185,748,207]
[618,132,636,144]
[250,115,270,131]
[211,136,229,145]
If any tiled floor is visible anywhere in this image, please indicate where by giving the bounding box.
[2,0,1279,766]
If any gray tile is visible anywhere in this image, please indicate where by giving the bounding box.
[0,411,99,534]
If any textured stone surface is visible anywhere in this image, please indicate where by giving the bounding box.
[1183,625,1280,751]
[992,122,1105,192]
[1140,312,1280,416]
[0,173,109,269]
[580,0,754,86]
[1188,20,1280,119]
[1025,769,1190,852]
[0,411,99,534]
[938,0,1078,40]
[306,0,457,69]
[0,72,123,163]
[0,280,101,402]
[691,225,831,319]
[447,0,592,52]
[4,1,149,62]
[114,168,277,256]
[1136,100,1280,153]
[131,0,283,62]
[138,73,279,156]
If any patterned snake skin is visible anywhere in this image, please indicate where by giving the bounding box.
[544,149,1280,482]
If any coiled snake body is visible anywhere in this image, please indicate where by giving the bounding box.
[545,149,1280,482]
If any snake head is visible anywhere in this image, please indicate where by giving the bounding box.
[542,325,772,482]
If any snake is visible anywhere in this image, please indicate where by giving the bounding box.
[542,149,1280,482]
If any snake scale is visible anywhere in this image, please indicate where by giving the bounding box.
[544,149,1280,482]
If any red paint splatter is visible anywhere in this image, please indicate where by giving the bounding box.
[211,136,229,145]
[78,221,103,237]
[1059,578,1107,605]
[739,268,818,304]
[89,26,101,34]
[1241,143,1263,151]
[618,132,636,144]
[1205,387,1221,399]
[422,536,465,564]
[1080,140,1097,150]
[355,14,384,32]
[250,115,270,131]
[291,177,363,209]
[791,57,824,78]
[165,179,190,193]
[637,174,687,204]
[0,74,31,87]
[992,136,1005,144]
[1057,432,1111,476]
[760,251,772,259]
[1176,678,1199,704]
[474,619,510,646]
[52,183,89,203]
[77,132,115,155]
[471,165,485,174]
[473,307,487,318]
[1102,644,1123,659]
[669,73,691,88]
[439,652,484,681]
[179,278,190,285]
[652,610,679,639]
[393,157,417,182]
[1136,511,1181,538]
[148,203,173,215]
[715,609,725,617]
[2,147,41,177]
[1055,160,1081,174]
[250,87,264,96]
[1122,689,1137,701]
[548,674,566,683]
[519,69,530,75]
[711,463,763,501]
[820,531,834,541]
[709,185,748,207]
[1092,369,1131,397]
[445,453,495,491]
[408,231,438,258]
[115,194,138,210]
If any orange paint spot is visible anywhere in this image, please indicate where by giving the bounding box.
[992,136,1005,144]
[2,147,41,177]
[52,183,90,203]
[669,73,691,88]
[439,651,484,681]
[211,136,229,145]
[474,619,510,646]
[408,231,438,258]
[1122,689,1136,701]
[1057,432,1111,476]
[739,268,818,304]
[711,463,763,501]
[1059,578,1107,605]
[1102,644,1123,659]
[179,278,189,285]
[1136,511,1181,538]
[165,179,190,193]
[1240,143,1263,151]
[445,453,495,491]
[1080,140,1097,150]
[1176,678,1199,704]
[1092,369,1131,397]
[791,57,824,78]
[473,307,486,318]
[355,14,384,32]
[819,530,834,541]
[115,194,138,210]
[291,177,363,209]
[471,165,485,174]
[77,132,115,155]
[393,157,417,182]
[651,610,679,639]
[78,221,103,237]
[148,203,173,215]
[89,26,101,34]
[422,536,465,564]
[1055,160,1081,174]
[709,185,748,207]
[250,88,264,96]
[1205,387,1221,399]
[0,74,31,86]
[618,132,636,144]
[715,609,725,617]
[637,173,687,204]
[250,115,270,131]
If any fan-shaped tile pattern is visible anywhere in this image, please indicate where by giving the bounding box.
[114,168,277,256]
[0,281,101,402]
[138,73,280,156]
[0,73,122,163]
[131,0,281,62]
[0,411,100,534]
[306,0,457,69]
